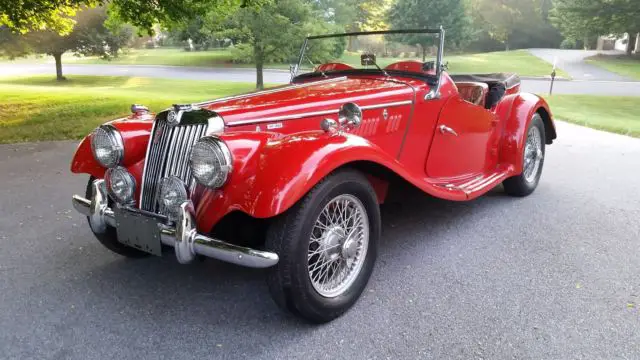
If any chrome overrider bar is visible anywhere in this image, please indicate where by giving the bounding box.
[71,179,279,268]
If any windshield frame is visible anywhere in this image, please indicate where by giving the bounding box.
[292,28,446,94]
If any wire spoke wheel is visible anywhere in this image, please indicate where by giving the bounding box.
[523,126,543,183]
[307,194,369,298]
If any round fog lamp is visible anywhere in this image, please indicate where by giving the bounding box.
[105,167,136,205]
[158,176,188,221]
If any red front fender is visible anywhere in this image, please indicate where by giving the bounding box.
[70,119,153,178]
[194,130,468,233]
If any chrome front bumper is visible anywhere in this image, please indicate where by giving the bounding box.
[71,179,279,268]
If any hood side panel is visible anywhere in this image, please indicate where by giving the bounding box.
[207,76,419,126]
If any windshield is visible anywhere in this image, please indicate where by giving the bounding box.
[294,29,443,78]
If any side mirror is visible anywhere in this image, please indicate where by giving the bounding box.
[361,53,376,66]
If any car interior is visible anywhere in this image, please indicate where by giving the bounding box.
[450,73,521,110]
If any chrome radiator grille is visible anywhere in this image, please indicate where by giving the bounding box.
[140,116,208,212]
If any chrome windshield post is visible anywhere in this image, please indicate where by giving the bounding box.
[292,38,308,82]
[426,26,446,101]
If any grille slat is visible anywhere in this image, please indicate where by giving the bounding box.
[178,126,195,179]
[140,115,209,213]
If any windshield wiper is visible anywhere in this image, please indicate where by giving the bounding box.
[372,62,389,77]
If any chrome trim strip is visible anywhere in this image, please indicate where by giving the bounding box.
[193,76,348,108]
[360,100,413,110]
[228,109,339,126]
[227,100,414,127]
[138,118,158,209]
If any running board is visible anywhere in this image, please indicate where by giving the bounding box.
[433,168,513,199]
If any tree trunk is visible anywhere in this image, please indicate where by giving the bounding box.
[421,45,427,62]
[255,54,264,90]
[53,52,65,81]
[627,32,637,56]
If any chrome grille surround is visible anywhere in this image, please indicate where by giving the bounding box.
[139,106,223,214]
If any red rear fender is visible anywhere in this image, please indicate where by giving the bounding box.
[496,93,554,173]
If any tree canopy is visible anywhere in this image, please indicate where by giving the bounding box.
[388,0,471,59]
[0,0,265,35]
[552,0,640,53]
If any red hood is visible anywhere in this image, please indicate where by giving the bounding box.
[200,76,416,126]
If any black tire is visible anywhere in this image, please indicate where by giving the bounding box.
[265,170,381,323]
[503,113,546,197]
[85,177,149,258]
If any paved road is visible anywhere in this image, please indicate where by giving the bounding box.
[1,121,639,359]
[529,48,634,82]
[3,63,640,96]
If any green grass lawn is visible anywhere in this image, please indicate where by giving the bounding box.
[3,74,634,144]
[585,55,640,80]
[546,95,639,137]
[0,75,257,143]
[446,50,569,78]
[2,47,567,77]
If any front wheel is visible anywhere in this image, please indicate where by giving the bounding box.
[265,170,381,323]
[503,113,546,197]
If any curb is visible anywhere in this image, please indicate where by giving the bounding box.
[520,76,571,81]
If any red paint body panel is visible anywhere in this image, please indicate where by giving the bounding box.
[70,70,555,233]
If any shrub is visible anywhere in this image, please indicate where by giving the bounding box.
[560,39,576,49]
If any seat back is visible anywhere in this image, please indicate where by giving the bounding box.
[455,82,489,107]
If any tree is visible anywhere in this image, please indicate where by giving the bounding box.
[471,0,541,51]
[552,0,640,54]
[2,7,133,81]
[314,0,393,31]
[209,0,337,89]
[388,0,472,60]
[0,0,90,34]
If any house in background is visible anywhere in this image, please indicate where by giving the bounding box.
[613,32,639,53]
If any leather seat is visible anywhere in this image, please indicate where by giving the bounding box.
[455,82,489,107]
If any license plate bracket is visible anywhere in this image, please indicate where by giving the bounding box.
[114,207,162,256]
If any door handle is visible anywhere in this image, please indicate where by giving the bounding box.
[439,125,458,136]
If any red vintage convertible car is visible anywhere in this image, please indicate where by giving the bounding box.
[71,29,556,322]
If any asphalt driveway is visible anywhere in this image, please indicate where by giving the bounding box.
[3,63,640,96]
[1,121,639,359]
[529,48,634,81]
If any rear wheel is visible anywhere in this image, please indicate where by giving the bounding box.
[85,176,149,258]
[265,170,380,323]
[503,113,546,197]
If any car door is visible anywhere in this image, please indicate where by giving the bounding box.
[425,95,497,179]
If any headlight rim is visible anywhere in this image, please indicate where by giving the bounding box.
[91,124,124,168]
[189,136,233,189]
[105,166,136,205]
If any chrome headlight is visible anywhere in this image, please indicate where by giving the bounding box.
[189,136,232,189]
[105,166,136,205]
[91,125,124,168]
[158,177,188,221]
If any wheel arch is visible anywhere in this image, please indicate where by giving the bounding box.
[498,93,556,174]
[535,106,557,144]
